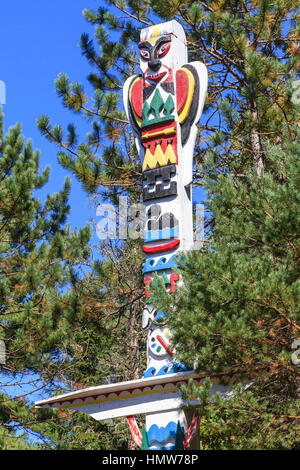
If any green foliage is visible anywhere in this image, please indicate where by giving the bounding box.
[152,130,300,449]
[0,109,91,449]
[150,0,187,19]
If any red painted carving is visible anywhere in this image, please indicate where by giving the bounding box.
[130,79,143,118]
[176,69,189,114]
[156,335,173,356]
[142,239,180,254]
[144,272,180,297]
[168,273,180,294]
[144,276,152,298]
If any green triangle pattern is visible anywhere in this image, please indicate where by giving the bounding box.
[141,89,175,128]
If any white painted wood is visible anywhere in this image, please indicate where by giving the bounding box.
[35,371,199,407]
[35,370,233,421]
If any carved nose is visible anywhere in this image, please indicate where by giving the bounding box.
[148,59,161,72]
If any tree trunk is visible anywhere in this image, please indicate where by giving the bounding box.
[250,106,264,178]
[129,301,141,381]
[127,300,141,450]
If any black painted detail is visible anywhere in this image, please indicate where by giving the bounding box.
[143,85,156,101]
[143,164,177,201]
[146,203,178,230]
[161,82,175,95]
[185,183,191,201]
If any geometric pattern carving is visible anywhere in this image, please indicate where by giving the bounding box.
[143,164,177,201]
[142,89,175,128]
[142,141,177,171]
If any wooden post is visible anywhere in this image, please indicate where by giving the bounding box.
[123,20,208,449]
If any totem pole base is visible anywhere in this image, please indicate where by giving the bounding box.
[36,19,211,450]
[35,370,232,449]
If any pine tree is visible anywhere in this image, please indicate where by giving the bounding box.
[0,108,91,448]
[152,129,300,449]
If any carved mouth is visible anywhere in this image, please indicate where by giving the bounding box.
[146,71,167,82]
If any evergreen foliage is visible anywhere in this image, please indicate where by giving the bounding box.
[152,130,300,449]
[0,109,92,448]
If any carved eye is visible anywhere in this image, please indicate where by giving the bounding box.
[158,42,170,58]
[140,49,150,60]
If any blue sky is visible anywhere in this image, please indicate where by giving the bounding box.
[0,0,102,412]
[0,0,100,234]
[0,1,206,239]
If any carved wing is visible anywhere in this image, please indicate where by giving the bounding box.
[176,64,200,146]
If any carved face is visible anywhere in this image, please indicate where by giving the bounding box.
[138,35,173,84]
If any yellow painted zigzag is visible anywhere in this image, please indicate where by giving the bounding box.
[142,144,176,171]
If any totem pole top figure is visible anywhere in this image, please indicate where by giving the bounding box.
[123,20,207,187]
[139,21,187,74]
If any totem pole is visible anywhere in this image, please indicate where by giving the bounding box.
[37,20,222,451]
[123,20,207,449]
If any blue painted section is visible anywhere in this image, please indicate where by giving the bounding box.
[165,363,192,374]
[142,254,178,274]
[142,362,192,378]
[156,365,169,375]
[147,422,177,443]
[155,311,167,321]
[150,444,175,450]
[144,226,179,242]
[143,367,156,378]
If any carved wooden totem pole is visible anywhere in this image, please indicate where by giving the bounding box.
[36,20,217,451]
[123,20,207,449]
